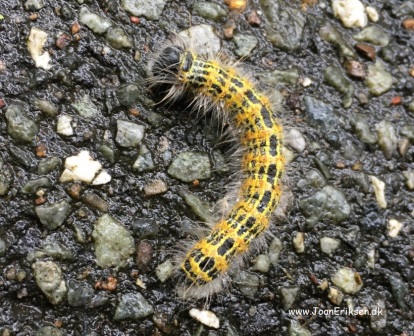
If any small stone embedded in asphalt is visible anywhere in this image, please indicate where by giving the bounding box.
[353,25,390,47]
[5,103,39,142]
[279,287,300,310]
[331,267,363,294]
[79,6,113,34]
[192,1,227,21]
[132,144,155,172]
[323,66,354,108]
[376,120,397,159]
[67,280,94,307]
[366,61,393,96]
[179,24,221,56]
[71,94,100,119]
[155,259,174,283]
[35,200,71,230]
[114,293,154,320]
[168,151,211,182]
[332,0,368,28]
[32,261,67,305]
[21,177,52,194]
[121,0,167,20]
[115,120,145,147]
[233,34,258,57]
[106,26,133,49]
[92,214,135,269]
[303,96,338,133]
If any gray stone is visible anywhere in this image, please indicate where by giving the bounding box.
[351,115,377,144]
[299,186,350,226]
[5,103,38,142]
[92,214,135,268]
[0,237,6,256]
[303,96,338,133]
[24,0,45,11]
[32,261,67,305]
[106,26,133,49]
[353,25,390,47]
[233,34,258,57]
[279,286,300,310]
[116,83,141,106]
[21,177,52,194]
[35,326,65,336]
[233,271,260,298]
[0,159,13,196]
[324,66,354,108]
[260,0,305,51]
[178,188,213,222]
[261,68,299,86]
[388,274,409,309]
[370,297,387,332]
[132,144,155,172]
[116,120,145,147]
[67,280,94,307]
[366,62,393,96]
[71,94,100,119]
[79,6,113,34]
[42,240,74,260]
[35,200,71,230]
[38,157,62,175]
[193,1,227,21]
[121,0,167,20]
[131,218,159,239]
[168,152,211,183]
[114,293,154,320]
[376,120,397,159]
[319,21,355,58]
[179,25,221,56]
[289,320,311,336]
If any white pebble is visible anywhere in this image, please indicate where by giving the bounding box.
[91,170,112,185]
[331,267,363,294]
[293,232,305,253]
[189,308,220,329]
[253,254,270,273]
[155,259,174,283]
[320,237,340,255]
[27,27,51,70]
[366,6,379,22]
[302,77,313,87]
[387,219,403,238]
[332,0,368,28]
[56,114,73,136]
[367,248,376,268]
[285,128,306,153]
[369,175,387,209]
[59,151,111,185]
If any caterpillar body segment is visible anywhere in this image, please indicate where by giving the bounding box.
[150,38,285,299]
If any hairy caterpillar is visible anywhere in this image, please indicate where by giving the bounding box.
[148,36,285,299]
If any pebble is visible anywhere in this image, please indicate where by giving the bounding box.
[192,1,227,21]
[388,274,409,309]
[320,237,340,254]
[132,144,155,172]
[38,157,62,175]
[366,6,379,22]
[67,280,94,307]
[402,18,414,30]
[21,177,52,194]
[92,214,135,268]
[253,254,270,273]
[114,293,154,320]
[0,160,12,196]
[82,192,108,212]
[343,59,366,79]
[297,169,326,189]
[56,114,74,136]
[143,179,167,196]
[259,0,306,51]
[121,0,167,20]
[261,68,299,86]
[303,96,338,133]
[35,200,71,230]
[402,169,414,190]
[27,27,51,70]
[131,218,159,239]
[24,0,45,11]
[351,115,377,144]
[353,26,390,47]
[319,21,355,58]
[5,103,39,142]
[116,83,141,106]
[387,219,403,238]
[279,287,300,310]
[323,66,354,108]
[32,261,67,305]
[178,189,213,223]
[332,0,367,28]
[376,120,397,159]
[293,232,305,253]
[268,237,283,266]
[355,43,376,60]
[331,267,363,294]
[136,241,153,270]
[35,326,65,336]
[370,298,387,332]
[116,120,145,147]
[288,320,311,336]
[168,152,211,183]
[42,240,74,260]
[369,175,387,209]
[155,259,174,283]
[233,270,260,298]
[79,6,113,34]
[34,99,59,116]
[189,308,220,329]
[71,94,100,119]
[179,24,221,56]
[328,286,344,305]
[299,186,350,226]
[0,237,7,256]
[233,34,258,57]
[366,62,393,96]
[98,144,115,164]
[59,151,111,185]
[106,26,133,49]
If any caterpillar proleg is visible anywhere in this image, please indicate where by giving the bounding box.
[148,36,285,299]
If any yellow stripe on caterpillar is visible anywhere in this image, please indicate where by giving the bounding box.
[149,35,285,299]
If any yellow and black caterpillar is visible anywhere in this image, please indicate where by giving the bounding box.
[149,37,285,299]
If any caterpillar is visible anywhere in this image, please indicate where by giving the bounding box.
[148,36,285,299]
